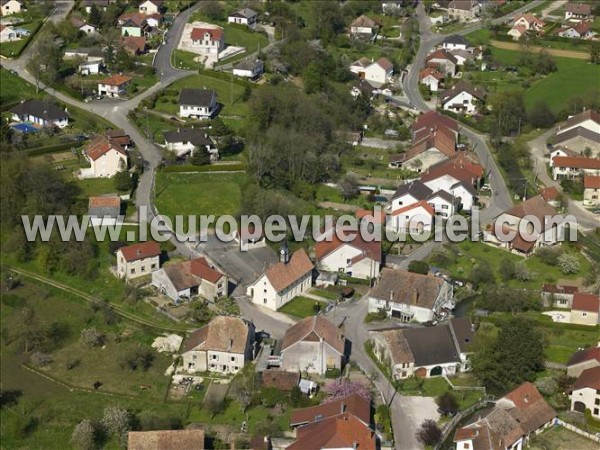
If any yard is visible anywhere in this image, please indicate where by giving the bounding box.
[154,172,247,224]
[529,426,600,450]
[436,241,591,289]
[0,20,42,58]
[279,296,328,319]
[399,376,483,410]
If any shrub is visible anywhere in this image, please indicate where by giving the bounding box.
[536,247,562,266]
[557,252,580,274]
[119,347,155,371]
[436,392,459,416]
[408,260,429,275]
[415,419,442,446]
[513,262,532,281]
[71,420,96,450]
[30,352,52,367]
[80,328,105,347]
[534,377,558,396]
[325,368,341,378]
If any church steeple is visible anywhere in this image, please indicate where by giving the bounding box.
[280,239,290,264]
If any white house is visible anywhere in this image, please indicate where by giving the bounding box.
[138,0,162,15]
[427,190,456,218]
[567,346,600,377]
[79,23,99,35]
[450,181,477,211]
[513,13,545,31]
[441,34,471,51]
[88,195,122,228]
[116,241,161,281]
[280,316,346,375]
[441,81,485,115]
[447,0,481,22]
[0,25,19,42]
[97,74,132,98]
[10,99,69,128]
[80,136,128,179]
[508,24,528,40]
[455,383,556,450]
[425,49,457,76]
[389,180,433,212]
[419,67,444,92]
[163,128,218,159]
[314,232,382,280]
[552,156,600,180]
[190,27,225,56]
[246,246,314,311]
[570,366,600,419]
[349,57,393,85]
[541,283,579,308]
[565,2,593,22]
[368,268,454,322]
[350,15,378,36]
[389,201,435,234]
[227,8,258,28]
[233,58,264,79]
[556,109,600,136]
[79,60,102,75]
[557,21,595,39]
[83,0,112,14]
[369,318,474,379]
[181,316,254,374]
[584,175,600,206]
[178,88,218,119]
[0,0,22,16]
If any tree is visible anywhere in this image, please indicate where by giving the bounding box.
[323,380,371,401]
[408,260,429,275]
[71,420,96,450]
[415,419,442,446]
[88,3,101,26]
[339,174,359,200]
[471,318,544,392]
[590,41,600,64]
[557,252,580,274]
[499,258,515,281]
[200,1,223,20]
[204,395,225,418]
[190,148,211,166]
[30,352,52,367]
[528,101,555,128]
[436,392,459,416]
[490,90,526,135]
[101,406,130,448]
[469,260,495,286]
[119,347,155,371]
[80,328,105,347]
[114,170,132,192]
[535,247,562,265]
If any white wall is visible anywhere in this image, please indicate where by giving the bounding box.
[443,91,477,114]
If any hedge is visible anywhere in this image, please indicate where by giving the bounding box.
[160,163,246,173]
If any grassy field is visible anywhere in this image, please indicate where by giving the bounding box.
[436,241,591,289]
[75,177,120,197]
[489,47,600,112]
[154,172,247,223]
[529,425,600,450]
[0,67,41,105]
[279,296,327,319]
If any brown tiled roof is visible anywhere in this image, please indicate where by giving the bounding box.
[500,382,557,435]
[421,153,484,181]
[88,195,120,209]
[86,135,127,161]
[164,263,201,291]
[289,412,375,450]
[504,195,558,223]
[563,110,600,129]
[391,200,435,217]
[412,110,459,134]
[554,127,600,146]
[441,81,486,104]
[100,74,133,86]
[356,209,386,225]
[261,370,300,391]
[264,249,313,293]
[118,241,160,261]
[405,127,456,162]
[552,156,600,170]
[128,429,205,450]
[290,393,371,427]
[105,129,132,147]
[376,57,393,71]
[426,49,458,66]
[572,292,600,313]
[183,316,252,353]
[281,316,345,354]
[315,231,382,263]
[516,13,545,27]
[118,12,147,26]
[542,284,578,295]
[370,269,444,309]
[190,257,224,284]
[351,15,377,28]
[566,3,592,15]
[573,366,600,390]
[448,0,478,11]
[419,67,444,81]
[121,35,146,54]
[191,27,223,41]
[376,329,415,365]
[567,346,600,366]
[584,175,600,189]
[539,186,559,202]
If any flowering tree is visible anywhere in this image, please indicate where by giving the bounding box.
[323,380,371,402]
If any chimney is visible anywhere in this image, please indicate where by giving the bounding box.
[389,289,394,301]
[412,289,418,304]
[353,442,358,449]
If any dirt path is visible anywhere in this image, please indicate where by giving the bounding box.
[490,40,589,60]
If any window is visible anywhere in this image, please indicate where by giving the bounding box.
[151,263,157,269]
[595,408,599,416]
[130,268,135,274]
[583,312,587,317]
[231,356,235,362]
[442,205,448,209]
[595,398,600,405]
[263,289,267,293]
[263,298,267,304]
[141,266,145,272]
[212,355,217,360]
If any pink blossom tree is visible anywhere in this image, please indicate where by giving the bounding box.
[323,380,371,402]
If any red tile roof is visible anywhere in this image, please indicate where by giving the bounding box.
[391,199,435,217]
[118,241,161,262]
[542,284,578,295]
[190,257,224,284]
[315,231,382,263]
[356,209,386,225]
[120,35,146,54]
[86,136,126,161]
[88,195,120,209]
[263,249,313,293]
[539,186,559,202]
[183,316,252,353]
[566,2,592,15]
[516,13,545,27]
[553,156,600,170]
[572,366,600,391]
[584,175,600,189]
[421,153,484,182]
[376,57,393,71]
[572,292,600,313]
[290,393,371,427]
[288,412,376,450]
[568,346,600,366]
[282,316,345,354]
[419,67,444,81]
[100,74,133,86]
[191,27,223,41]
[426,49,458,65]
[412,110,459,134]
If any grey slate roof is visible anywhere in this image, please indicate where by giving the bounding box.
[443,35,471,46]
[229,8,257,19]
[403,325,461,366]
[392,180,433,201]
[10,99,69,121]
[451,181,477,196]
[178,89,216,107]
[163,128,213,146]
[449,317,474,354]
[233,58,263,71]
[428,189,455,203]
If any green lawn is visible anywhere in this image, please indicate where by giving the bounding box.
[75,177,120,197]
[438,241,591,289]
[0,20,42,57]
[172,49,202,70]
[310,288,339,300]
[154,172,247,223]
[529,426,600,450]
[0,67,41,105]
[279,296,327,318]
[490,48,600,112]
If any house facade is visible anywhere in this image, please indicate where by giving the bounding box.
[1,0,22,16]
[552,156,600,180]
[566,346,600,377]
[227,8,257,28]
[389,201,435,234]
[232,58,264,79]
[138,0,162,15]
[315,232,382,280]
[246,247,314,311]
[116,241,161,280]
[0,25,19,42]
[419,67,444,92]
[557,21,595,39]
[178,88,218,119]
[280,316,346,375]
[349,57,393,85]
[571,292,600,326]
[97,74,132,98]
[570,367,600,419]
[441,81,485,115]
[370,318,474,379]
[441,34,470,51]
[584,175,600,206]
[80,136,127,179]
[181,316,254,374]
[350,15,377,36]
[10,99,69,128]
[190,27,224,55]
[565,2,593,21]
[447,0,481,22]
[163,128,218,159]
[425,50,457,76]
[88,195,122,227]
[541,284,578,308]
[368,268,454,322]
